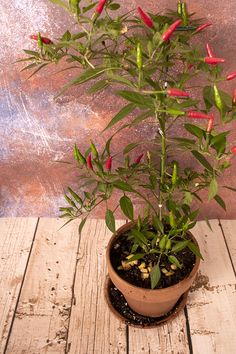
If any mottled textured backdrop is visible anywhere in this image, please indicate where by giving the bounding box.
[1,0,236,218]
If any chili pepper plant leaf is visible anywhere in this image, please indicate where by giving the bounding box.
[103,103,136,131]
[105,209,116,233]
[150,264,161,289]
[120,195,134,220]
[208,178,218,200]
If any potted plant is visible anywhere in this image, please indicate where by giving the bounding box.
[20,0,236,319]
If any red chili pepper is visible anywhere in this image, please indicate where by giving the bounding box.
[206,115,214,133]
[204,57,225,65]
[187,111,212,119]
[105,156,112,171]
[135,153,144,164]
[231,146,236,154]
[167,88,189,98]
[87,154,93,170]
[96,0,107,15]
[195,23,212,33]
[226,71,236,81]
[138,7,154,28]
[162,19,182,42]
[206,43,214,58]
[30,34,53,44]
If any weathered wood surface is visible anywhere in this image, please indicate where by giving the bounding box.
[0,217,38,353]
[1,218,236,354]
[5,218,81,354]
[219,220,236,271]
[66,219,127,354]
[187,220,236,354]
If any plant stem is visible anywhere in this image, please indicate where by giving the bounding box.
[158,112,166,221]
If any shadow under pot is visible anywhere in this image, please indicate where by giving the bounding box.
[106,222,200,318]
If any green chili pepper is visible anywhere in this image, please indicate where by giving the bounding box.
[159,235,168,250]
[213,84,223,112]
[181,2,189,26]
[90,140,99,158]
[172,162,178,186]
[181,2,188,26]
[37,32,43,48]
[165,239,172,250]
[74,144,86,165]
[177,1,182,16]
[169,211,176,228]
[125,155,130,169]
[136,43,143,70]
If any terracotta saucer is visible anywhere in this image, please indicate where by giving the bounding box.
[104,276,188,328]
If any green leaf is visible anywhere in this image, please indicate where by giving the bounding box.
[214,194,226,211]
[152,216,164,233]
[123,142,139,154]
[27,63,48,79]
[129,110,154,126]
[184,191,193,206]
[105,209,116,233]
[150,264,161,289]
[103,103,136,131]
[210,132,228,155]
[208,178,218,200]
[48,0,69,11]
[113,180,134,192]
[168,255,182,268]
[56,67,118,98]
[120,195,134,220]
[23,49,40,57]
[117,90,154,108]
[87,79,109,94]
[64,194,77,209]
[130,229,149,246]
[205,217,213,231]
[108,3,120,10]
[185,124,203,139]
[126,253,145,262]
[82,2,96,13]
[203,86,214,110]
[191,150,213,172]
[79,217,87,236]
[187,241,204,260]
[173,137,196,147]
[172,240,190,253]
[68,187,83,205]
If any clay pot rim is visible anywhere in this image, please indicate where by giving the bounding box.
[106,221,201,295]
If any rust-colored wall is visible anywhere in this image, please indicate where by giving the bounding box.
[1,0,236,218]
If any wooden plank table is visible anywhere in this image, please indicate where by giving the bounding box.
[0,218,235,354]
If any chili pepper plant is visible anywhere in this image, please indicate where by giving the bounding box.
[20,0,236,289]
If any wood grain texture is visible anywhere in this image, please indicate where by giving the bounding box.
[5,218,80,354]
[66,219,127,354]
[128,315,190,354]
[187,220,236,354]
[220,219,236,271]
[0,217,38,353]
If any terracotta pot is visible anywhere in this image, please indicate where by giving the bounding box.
[106,222,200,317]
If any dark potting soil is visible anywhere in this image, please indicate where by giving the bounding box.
[110,233,196,289]
[108,280,186,327]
